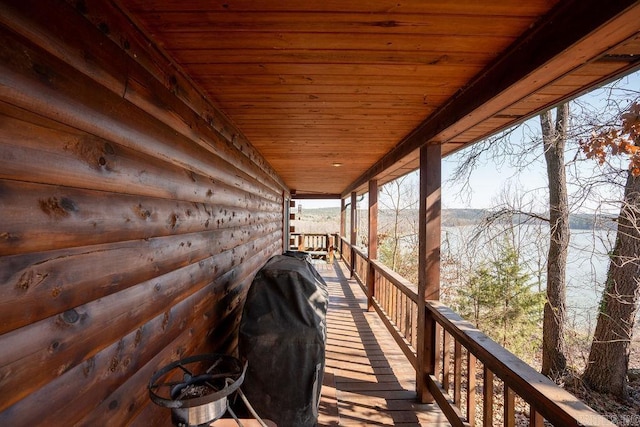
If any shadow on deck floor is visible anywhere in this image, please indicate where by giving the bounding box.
[316,260,450,426]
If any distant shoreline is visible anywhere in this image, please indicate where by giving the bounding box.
[295,207,617,231]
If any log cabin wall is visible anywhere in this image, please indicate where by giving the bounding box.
[0,0,287,424]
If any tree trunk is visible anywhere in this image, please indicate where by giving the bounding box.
[540,104,569,378]
[583,172,640,399]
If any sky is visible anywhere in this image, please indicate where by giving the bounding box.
[296,71,640,211]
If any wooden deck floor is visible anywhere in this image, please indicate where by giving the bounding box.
[316,261,450,426]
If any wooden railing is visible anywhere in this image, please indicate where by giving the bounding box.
[289,233,336,258]
[339,236,351,267]
[353,246,368,285]
[337,237,614,427]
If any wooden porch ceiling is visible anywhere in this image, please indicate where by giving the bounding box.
[117,0,640,198]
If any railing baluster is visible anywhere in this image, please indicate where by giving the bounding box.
[390,281,395,322]
[392,282,396,320]
[383,278,388,314]
[530,408,544,427]
[385,275,391,314]
[399,292,405,336]
[442,331,451,392]
[467,352,476,426]
[390,278,395,319]
[483,366,493,427]
[406,294,411,343]
[435,324,442,391]
[363,256,367,284]
[388,277,393,315]
[454,340,462,406]
[383,274,388,312]
[407,298,413,346]
[363,256,368,284]
[412,303,418,349]
[404,294,410,344]
[393,286,400,325]
[504,386,515,427]
[381,276,386,310]
[383,276,388,310]
[388,278,392,315]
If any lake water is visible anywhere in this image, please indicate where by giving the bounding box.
[565,228,616,331]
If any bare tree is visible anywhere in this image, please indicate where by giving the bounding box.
[583,172,640,398]
[540,103,570,378]
[378,173,419,283]
[581,102,640,398]
[447,103,572,378]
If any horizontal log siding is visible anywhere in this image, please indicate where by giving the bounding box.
[0,1,285,424]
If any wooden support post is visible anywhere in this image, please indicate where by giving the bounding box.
[416,144,441,403]
[285,193,294,252]
[283,191,289,253]
[367,179,378,311]
[340,197,346,240]
[350,191,357,278]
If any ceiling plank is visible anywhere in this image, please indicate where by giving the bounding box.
[123,0,558,16]
[172,49,492,66]
[160,32,517,53]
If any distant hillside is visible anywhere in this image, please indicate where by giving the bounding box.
[294,207,615,230]
[442,209,486,226]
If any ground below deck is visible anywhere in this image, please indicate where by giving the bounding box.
[317,260,450,426]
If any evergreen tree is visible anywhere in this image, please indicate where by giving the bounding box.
[456,242,545,360]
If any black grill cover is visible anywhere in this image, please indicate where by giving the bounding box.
[239,252,328,426]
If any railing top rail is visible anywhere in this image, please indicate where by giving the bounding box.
[426,300,615,427]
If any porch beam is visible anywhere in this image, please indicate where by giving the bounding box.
[289,193,341,200]
[367,179,378,311]
[342,0,639,196]
[416,144,441,403]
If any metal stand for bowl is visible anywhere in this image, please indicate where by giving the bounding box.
[149,354,269,427]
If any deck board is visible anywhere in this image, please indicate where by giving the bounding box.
[317,261,450,426]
